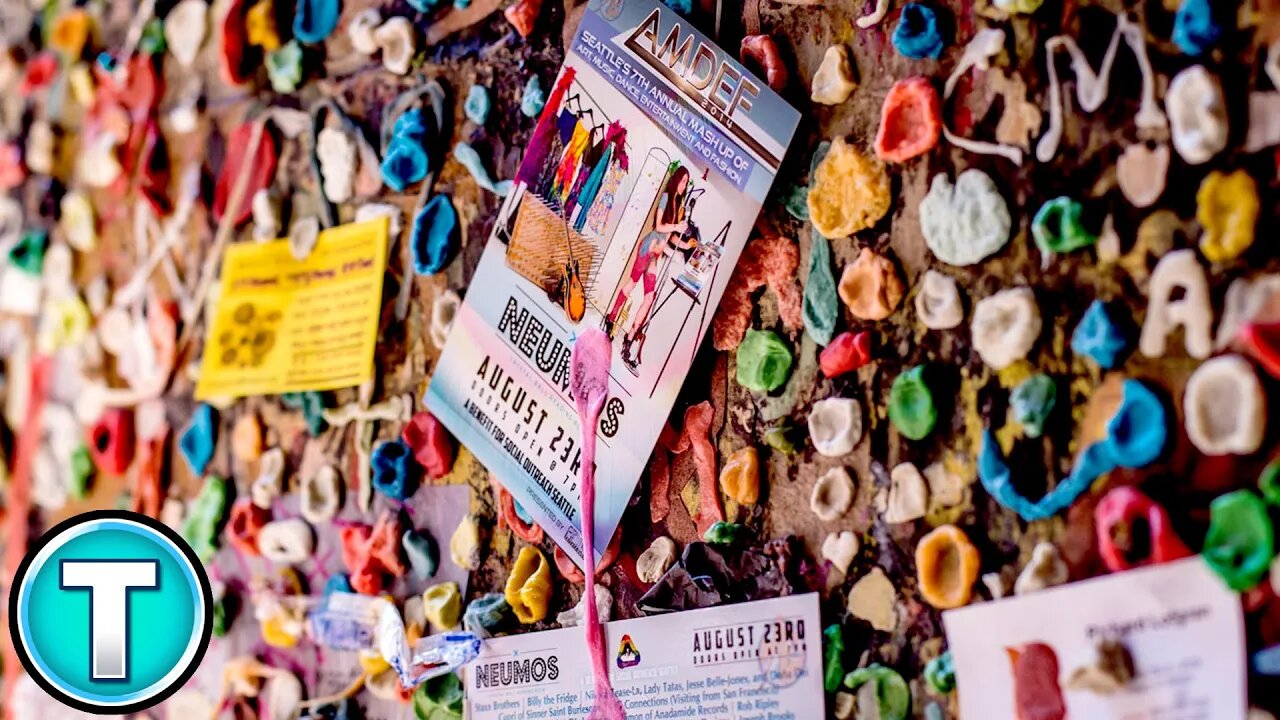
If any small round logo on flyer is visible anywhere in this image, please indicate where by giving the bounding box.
[595,0,625,21]
[757,617,808,690]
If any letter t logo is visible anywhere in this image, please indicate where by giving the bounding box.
[60,560,159,681]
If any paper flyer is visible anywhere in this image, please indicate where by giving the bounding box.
[464,594,823,719]
[425,0,800,567]
[942,558,1247,720]
[195,218,388,399]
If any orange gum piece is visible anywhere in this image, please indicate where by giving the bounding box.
[914,524,980,609]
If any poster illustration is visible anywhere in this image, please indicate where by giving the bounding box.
[425,0,799,566]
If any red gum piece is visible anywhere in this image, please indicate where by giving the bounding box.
[504,0,544,38]
[131,428,169,519]
[1094,486,1190,573]
[0,143,25,190]
[219,0,255,86]
[88,408,135,476]
[819,331,872,378]
[740,35,787,93]
[340,511,406,594]
[498,485,545,544]
[1238,322,1280,379]
[683,401,723,535]
[554,532,620,584]
[874,76,942,164]
[711,235,803,351]
[19,53,58,96]
[1008,643,1066,720]
[401,412,456,480]
[226,498,269,557]
[214,121,277,225]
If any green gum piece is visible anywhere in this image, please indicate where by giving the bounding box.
[9,230,47,276]
[803,234,838,346]
[1203,490,1274,592]
[823,624,847,693]
[68,444,93,499]
[1010,374,1057,439]
[413,672,464,719]
[923,651,955,693]
[1032,196,1096,255]
[888,365,937,440]
[763,423,800,455]
[181,476,229,564]
[282,391,328,435]
[139,18,166,55]
[703,520,752,545]
[1258,460,1280,507]
[736,329,793,393]
[843,664,910,720]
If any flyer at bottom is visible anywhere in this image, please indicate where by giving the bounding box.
[943,557,1246,720]
[464,594,823,720]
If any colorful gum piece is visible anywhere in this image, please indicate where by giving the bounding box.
[380,139,429,193]
[464,85,491,125]
[811,45,858,105]
[1173,0,1221,57]
[521,76,546,117]
[838,248,903,321]
[736,329,793,393]
[914,525,980,609]
[819,331,872,378]
[1238,322,1280,379]
[401,412,456,480]
[454,142,513,196]
[823,624,847,693]
[920,170,1011,266]
[340,511,406,595]
[281,391,327,436]
[87,408,134,475]
[807,137,891,239]
[703,520,753,545]
[713,234,804,350]
[504,0,544,37]
[1008,643,1066,720]
[402,528,440,580]
[1010,374,1057,439]
[226,498,269,556]
[370,438,419,501]
[451,514,481,570]
[842,664,910,720]
[464,593,510,637]
[719,447,760,504]
[180,403,218,477]
[293,0,340,44]
[213,122,278,224]
[888,365,936,440]
[9,229,47,276]
[265,41,303,93]
[875,77,941,163]
[182,476,229,563]
[1196,170,1259,264]
[1259,459,1280,507]
[892,2,944,59]
[1032,196,1096,255]
[1071,300,1128,369]
[802,235,838,346]
[505,546,553,624]
[739,35,787,93]
[979,380,1167,521]
[1094,486,1191,573]
[498,483,545,544]
[410,194,459,275]
[924,652,955,694]
[422,582,462,629]
[1203,490,1274,591]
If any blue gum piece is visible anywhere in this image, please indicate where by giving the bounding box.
[453,142,513,196]
[1010,373,1057,439]
[371,438,420,500]
[293,0,341,44]
[179,403,218,476]
[380,140,429,193]
[393,109,429,142]
[402,528,440,580]
[463,592,510,637]
[980,380,1167,521]
[464,85,491,125]
[1071,300,1128,370]
[520,76,546,118]
[323,573,354,597]
[663,0,693,14]
[892,3,944,60]
[1173,0,1222,57]
[410,194,459,275]
[512,498,534,525]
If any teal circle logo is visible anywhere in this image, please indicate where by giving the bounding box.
[9,510,213,714]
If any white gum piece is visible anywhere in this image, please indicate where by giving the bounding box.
[807,398,863,457]
[1183,354,1266,456]
[1139,249,1212,359]
[855,0,890,28]
[810,466,855,522]
[821,531,859,575]
[636,536,678,583]
[1014,542,1069,595]
[943,29,1026,165]
[971,287,1041,370]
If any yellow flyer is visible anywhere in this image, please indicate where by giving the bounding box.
[194,219,388,400]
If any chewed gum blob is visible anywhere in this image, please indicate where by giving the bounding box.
[915,525,980,609]
[874,77,941,163]
[807,137,890,239]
